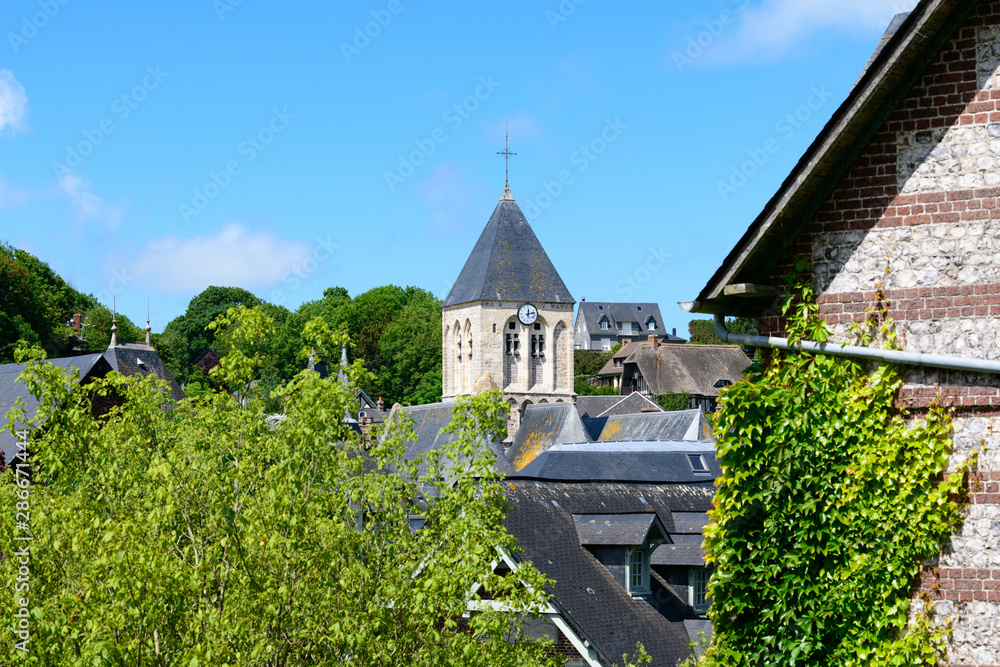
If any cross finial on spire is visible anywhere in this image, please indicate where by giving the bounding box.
[110,297,118,348]
[145,297,152,346]
[497,119,516,199]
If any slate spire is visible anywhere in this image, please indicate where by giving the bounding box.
[443,191,574,308]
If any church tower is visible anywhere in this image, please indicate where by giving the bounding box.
[442,186,576,427]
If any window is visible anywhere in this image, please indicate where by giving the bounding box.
[622,322,632,335]
[493,323,496,333]
[533,322,541,331]
[600,319,609,330]
[509,321,516,330]
[688,454,709,474]
[601,338,611,351]
[629,549,649,594]
[648,319,657,331]
[691,567,711,613]
[636,306,642,311]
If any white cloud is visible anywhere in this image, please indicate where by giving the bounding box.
[57,171,126,228]
[0,70,29,134]
[126,222,316,291]
[703,0,919,64]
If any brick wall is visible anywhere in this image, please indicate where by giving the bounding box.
[756,3,1000,663]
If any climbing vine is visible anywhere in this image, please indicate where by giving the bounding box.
[694,271,973,666]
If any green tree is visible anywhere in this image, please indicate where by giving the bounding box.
[2,326,563,666]
[377,290,442,405]
[0,244,97,361]
[687,317,758,345]
[573,349,617,396]
[80,305,146,352]
[159,286,262,384]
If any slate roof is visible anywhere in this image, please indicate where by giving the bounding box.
[0,354,111,462]
[510,441,720,483]
[652,512,712,567]
[652,539,705,567]
[576,302,683,341]
[505,402,591,472]
[104,343,186,402]
[574,392,663,419]
[505,480,716,665]
[395,402,515,478]
[624,344,750,397]
[442,193,574,307]
[685,0,974,314]
[583,408,713,443]
[859,13,911,83]
[573,513,660,546]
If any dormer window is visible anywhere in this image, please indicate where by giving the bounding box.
[629,549,649,593]
[600,317,609,330]
[690,567,712,614]
[573,513,669,597]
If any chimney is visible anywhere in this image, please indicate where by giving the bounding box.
[648,334,659,350]
[672,327,676,337]
[377,396,384,411]
[72,313,82,333]
[581,297,586,301]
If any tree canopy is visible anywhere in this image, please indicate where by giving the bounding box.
[1,318,561,666]
[0,244,97,362]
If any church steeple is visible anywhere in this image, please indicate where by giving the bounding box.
[442,194,574,308]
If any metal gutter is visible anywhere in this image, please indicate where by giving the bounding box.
[713,314,1000,375]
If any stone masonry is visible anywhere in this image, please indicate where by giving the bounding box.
[755,3,1000,663]
[441,300,574,408]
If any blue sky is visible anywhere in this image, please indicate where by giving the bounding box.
[0,0,918,334]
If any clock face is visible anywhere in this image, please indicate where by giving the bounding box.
[518,304,538,325]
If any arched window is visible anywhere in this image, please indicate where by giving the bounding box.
[453,320,462,392]
[503,317,519,387]
[463,319,472,392]
[530,317,546,389]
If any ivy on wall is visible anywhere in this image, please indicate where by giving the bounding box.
[693,276,973,666]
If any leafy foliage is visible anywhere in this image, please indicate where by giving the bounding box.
[573,349,618,396]
[655,392,691,412]
[79,305,145,352]
[695,279,971,666]
[0,244,97,361]
[2,326,561,666]
[687,317,758,346]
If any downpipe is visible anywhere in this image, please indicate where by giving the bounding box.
[713,313,1000,375]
